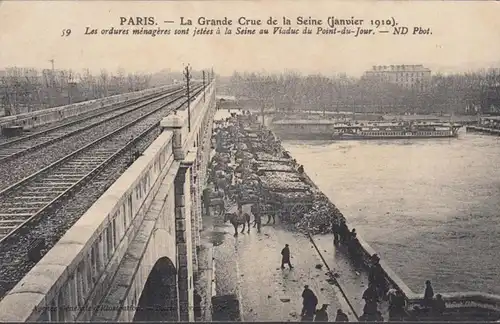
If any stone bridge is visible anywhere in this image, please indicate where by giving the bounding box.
[0,81,217,322]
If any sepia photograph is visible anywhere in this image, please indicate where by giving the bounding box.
[0,0,499,322]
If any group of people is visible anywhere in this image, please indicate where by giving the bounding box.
[331,219,366,263]
[418,280,446,317]
[301,285,349,322]
[362,254,447,321]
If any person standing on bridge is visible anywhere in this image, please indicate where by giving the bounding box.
[335,309,349,322]
[301,285,318,320]
[332,219,340,245]
[314,304,329,321]
[281,244,293,269]
[338,219,349,243]
[422,280,434,308]
[202,185,212,217]
[251,203,262,233]
[369,254,387,298]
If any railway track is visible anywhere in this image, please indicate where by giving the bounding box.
[0,87,184,163]
[0,85,203,244]
[0,87,197,191]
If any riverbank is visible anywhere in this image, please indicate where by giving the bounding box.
[207,109,500,321]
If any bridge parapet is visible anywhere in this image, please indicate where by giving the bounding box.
[0,81,216,322]
[0,84,179,131]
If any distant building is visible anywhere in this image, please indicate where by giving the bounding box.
[363,64,432,91]
[487,68,500,75]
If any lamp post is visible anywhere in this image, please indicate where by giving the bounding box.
[183,64,192,132]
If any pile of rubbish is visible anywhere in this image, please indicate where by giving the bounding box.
[255,161,295,173]
[254,152,291,163]
[273,191,313,202]
[260,172,310,192]
[295,193,346,235]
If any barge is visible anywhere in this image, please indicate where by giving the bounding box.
[271,119,462,140]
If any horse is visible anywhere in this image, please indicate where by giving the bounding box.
[224,211,251,236]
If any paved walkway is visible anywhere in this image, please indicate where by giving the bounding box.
[313,234,391,320]
[207,217,358,322]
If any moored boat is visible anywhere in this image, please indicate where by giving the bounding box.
[269,119,462,140]
[331,121,461,140]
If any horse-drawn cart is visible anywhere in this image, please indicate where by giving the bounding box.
[257,172,315,223]
[271,191,314,223]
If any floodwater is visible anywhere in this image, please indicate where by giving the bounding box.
[283,130,500,296]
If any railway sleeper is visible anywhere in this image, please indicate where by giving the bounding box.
[72,157,107,161]
[43,177,82,181]
[56,169,93,174]
[26,238,46,263]
[73,158,108,164]
[1,201,47,206]
[66,161,101,164]
[15,195,55,200]
[33,182,73,187]
[36,182,74,186]
[48,174,86,179]
[0,148,25,153]
[0,207,38,212]
[0,219,25,225]
[0,213,32,218]
[0,225,17,234]
[22,190,66,195]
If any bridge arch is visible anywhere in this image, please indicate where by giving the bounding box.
[133,257,178,322]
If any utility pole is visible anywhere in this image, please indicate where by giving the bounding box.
[202,70,206,102]
[183,64,192,132]
[48,59,56,107]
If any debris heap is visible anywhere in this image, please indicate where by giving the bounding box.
[295,192,345,235]
[209,112,346,234]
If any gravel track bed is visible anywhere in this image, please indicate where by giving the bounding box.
[0,95,166,152]
[0,97,155,145]
[0,125,162,300]
[0,95,182,191]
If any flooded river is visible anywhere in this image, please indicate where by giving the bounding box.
[283,131,500,296]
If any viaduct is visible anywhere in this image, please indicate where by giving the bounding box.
[0,81,217,322]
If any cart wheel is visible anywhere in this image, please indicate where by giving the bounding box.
[290,203,308,221]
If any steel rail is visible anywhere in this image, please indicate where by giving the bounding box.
[0,87,185,163]
[0,85,204,244]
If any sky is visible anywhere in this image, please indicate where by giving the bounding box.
[1,0,500,77]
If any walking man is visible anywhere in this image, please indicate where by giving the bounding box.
[301,285,318,320]
[281,244,293,269]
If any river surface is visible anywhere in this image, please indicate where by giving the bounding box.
[283,130,500,296]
